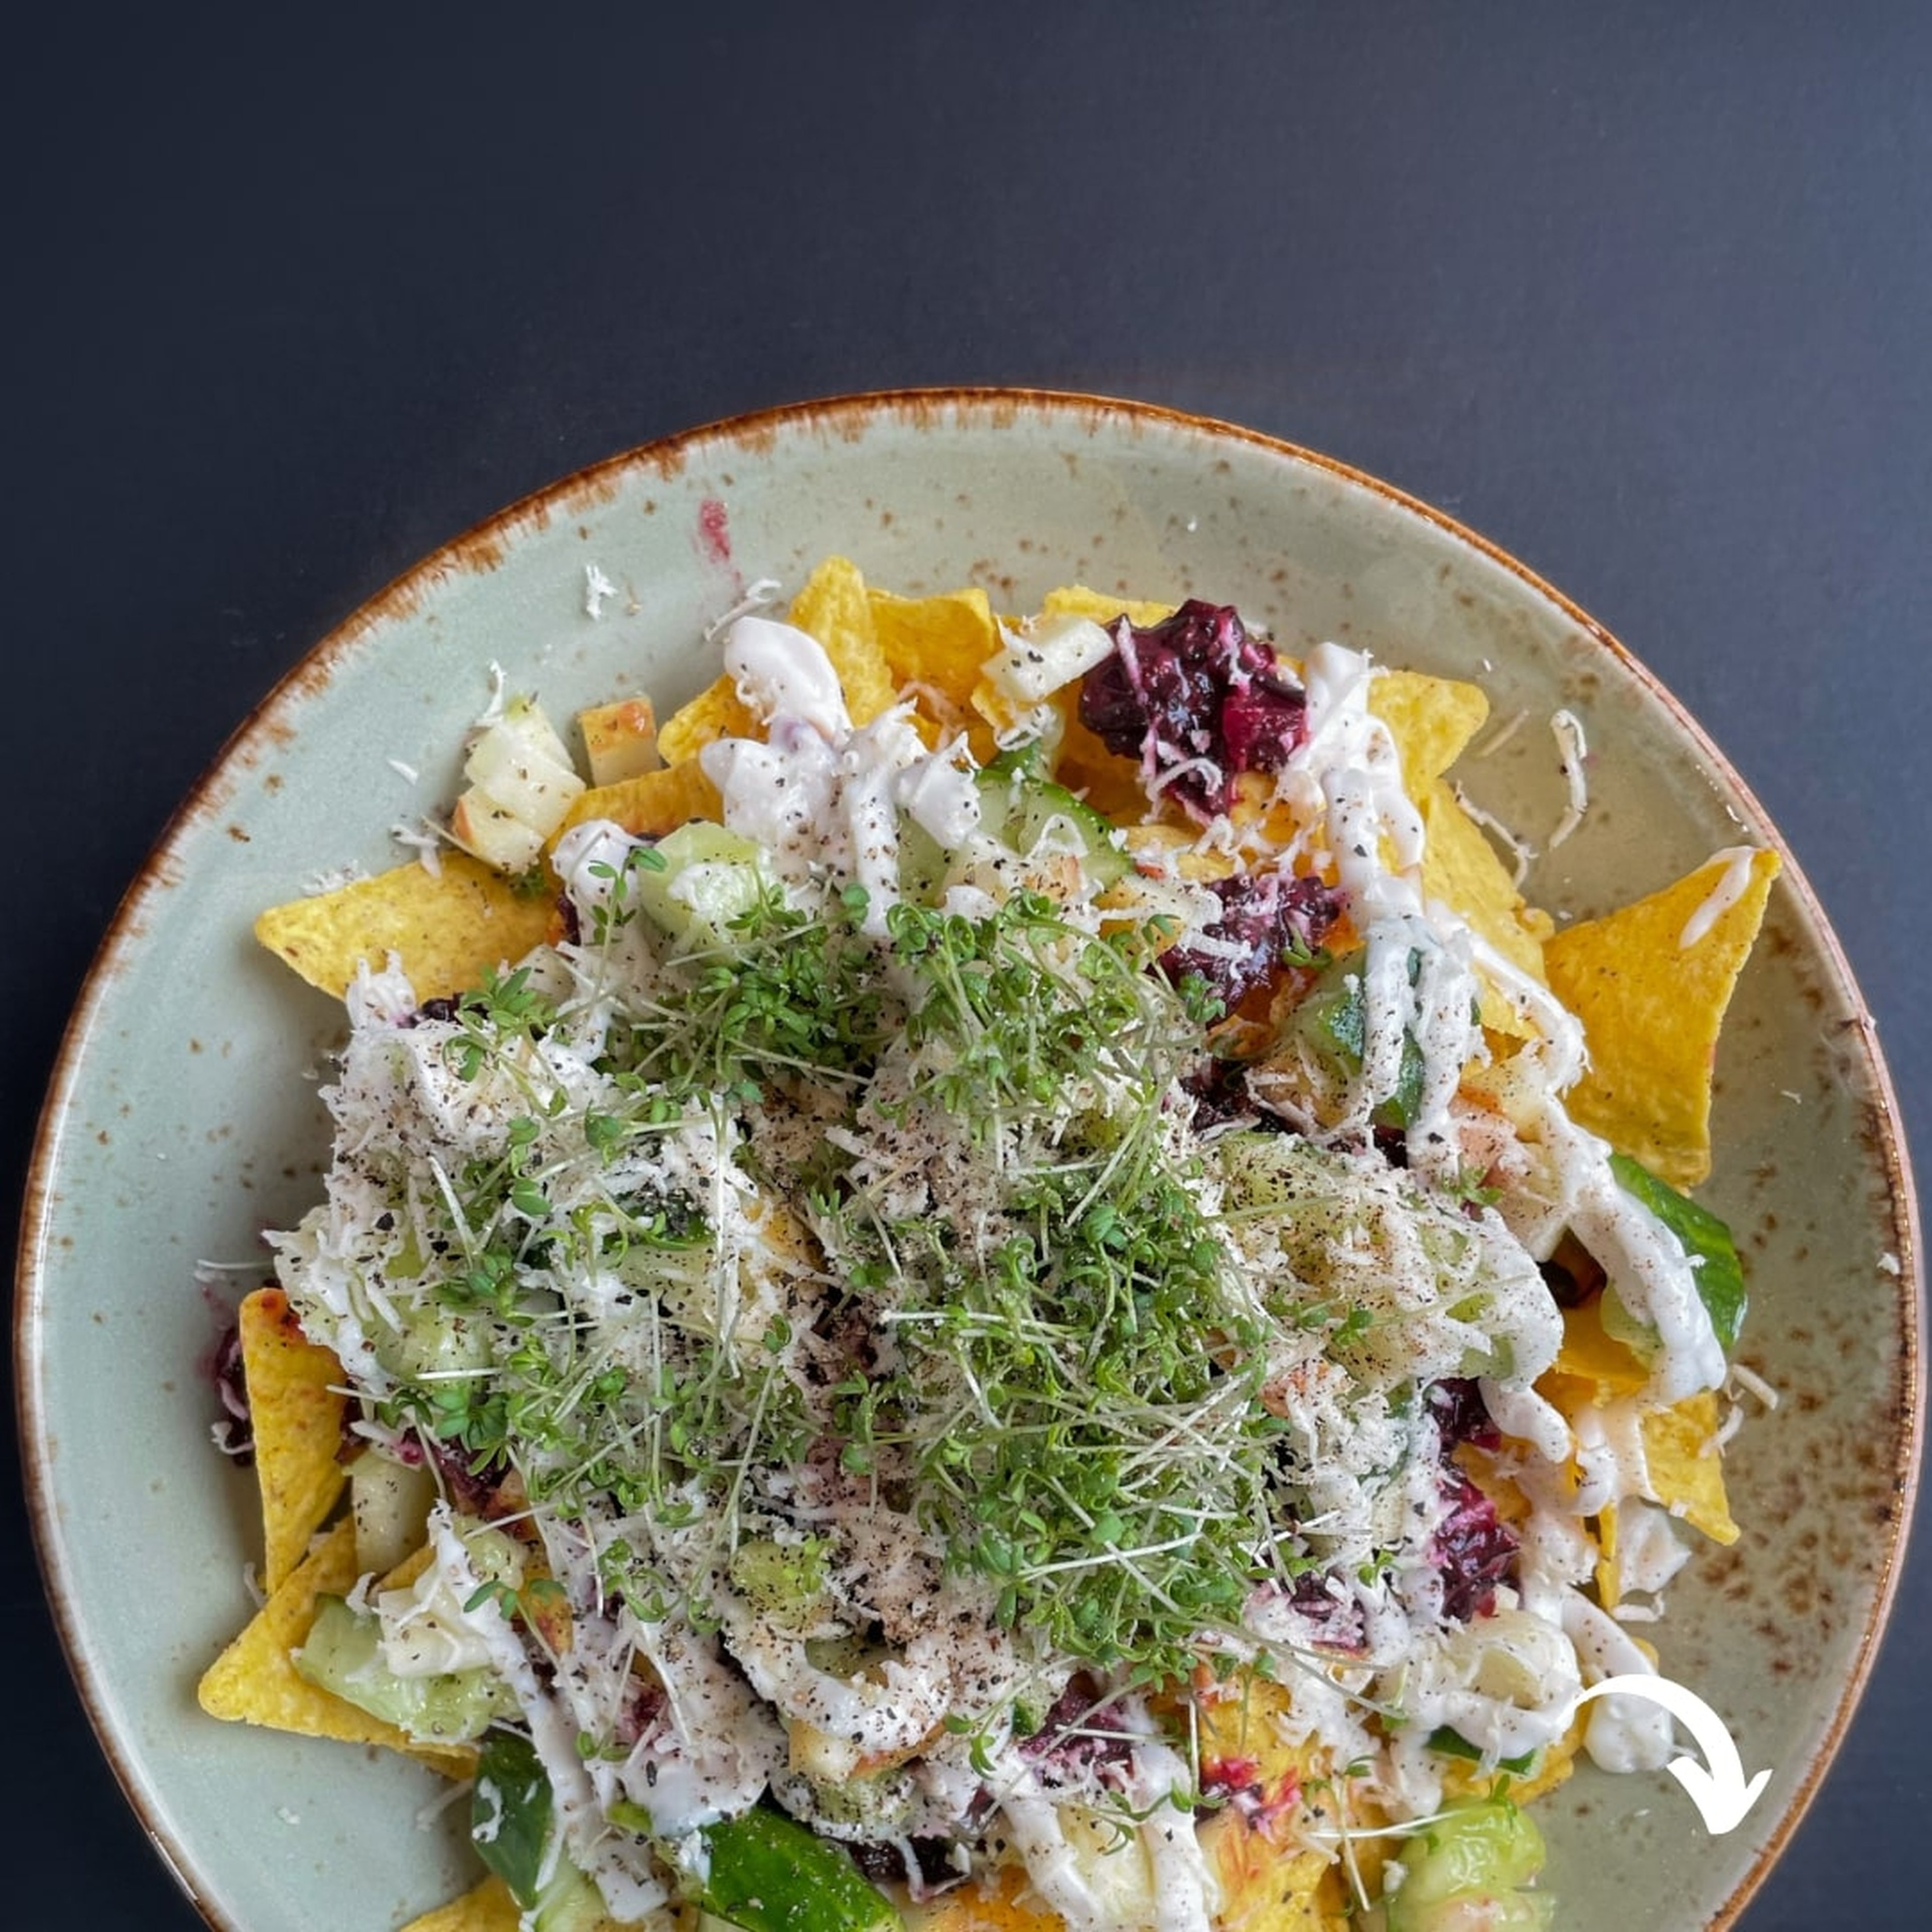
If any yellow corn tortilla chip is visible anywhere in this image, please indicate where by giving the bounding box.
[1206,1830,1342,1932]
[1193,1671,1308,1789]
[1418,779,1553,1036]
[379,1541,438,1592]
[655,674,758,768]
[908,1864,1066,1932]
[1545,847,1781,1186]
[1549,1297,1651,1400]
[198,1518,475,1779]
[397,1876,647,1932]
[256,853,556,1004]
[868,585,1000,705]
[1191,1673,1383,1928]
[398,1875,525,1932]
[1642,1391,1740,1545]
[1039,584,1175,630]
[1369,669,1491,796]
[238,1285,348,1593]
[1596,1497,1622,1607]
[1535,1370,1604,1427]
[555,760,723,841]
[786,555,897,726]
[866,584,1001,761]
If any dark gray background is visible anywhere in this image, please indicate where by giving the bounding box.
[5,4,1926,1926]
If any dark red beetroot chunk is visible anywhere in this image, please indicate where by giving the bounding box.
[1019,1672,1137,1783]
[209,1320,253,1463]
[1078,602,1308,816]
[1161,870,1343,1010]
[847,1838,973,1896]
[1433,1470,1520,1622]
[1426,1377,1502,1453]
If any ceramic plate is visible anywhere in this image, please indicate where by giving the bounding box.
[17,390,1920,1930]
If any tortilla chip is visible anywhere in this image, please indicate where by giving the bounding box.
[256,854,556,1004]
[869,585,1000,706]
[1455,1447,1533,1529]
[1418,779,1552,1035]
[379,1542,438,1592]
[1642,1391,1740,1545]
[1189,1672,1374,1930]
[1039,584,1175,631]
[238,1286,348,1593]
[577,696,660,785]
[787,555,897,726]
[396,1878,650,1932]
[1545,847,1781,1186]
[864,584,1000,760]
[555,760,723,841]
[1502,1717,1583,1806]
[397,1875,524,1932]
[198,1519,475,1779]
[1549,1298,1650,1400]
[1205,1829,1342,1932]
[905,1864,1065,1932]
[655,675,758,768]
[1594,1499,1623,1608]
[1193,1671,1307,1789]
[1370,670,1491,796]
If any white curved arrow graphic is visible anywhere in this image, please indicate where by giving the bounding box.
[1567,1674,1772,1835]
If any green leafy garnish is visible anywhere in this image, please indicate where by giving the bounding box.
[1609,1152,1747,1352]
[1426,1724,1538,1777]
[470,1731,553,1907]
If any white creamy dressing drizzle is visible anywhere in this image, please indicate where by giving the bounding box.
[622,1616,787,1840]
[1390,1602,1584,1795]
[990,1726,1218,1932]
[1550,1111,1728,1403]
[1570,1399,1651,1516]
[1477,1379,1573,1467]
[1286,644,1479,1179]
[422,1507,675,1922]
[1561,1590,1675,1773]
[1266,639,1730,1783]
[700,617,980,932]
[1611,1497,1697,1602]
[1678,845,1761,949]
[1124,1736,1220,1932]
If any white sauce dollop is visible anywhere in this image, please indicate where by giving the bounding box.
[701,618,980,931]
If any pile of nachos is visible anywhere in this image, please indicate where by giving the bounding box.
[199,556,1777,1932]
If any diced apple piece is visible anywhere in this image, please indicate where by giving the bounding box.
[446,694,588,873]
[578,695,661,786]
[462,741,583,832]
[463,708,586,833]
[448,791,546,873]
[487,692,574,771]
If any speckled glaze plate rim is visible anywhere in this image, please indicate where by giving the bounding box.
[15,386,1923,1930]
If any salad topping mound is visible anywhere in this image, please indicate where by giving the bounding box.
[223,561,1778,1932]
